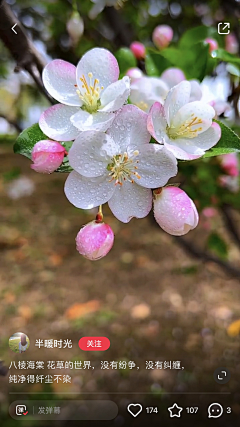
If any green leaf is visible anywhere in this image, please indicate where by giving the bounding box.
[204,120,240,158]
[146,43,209,80]
[14,123,73,173]
[213,48,240,66]
[179,25,223,48]
[145,48,173,76]
[115,48,137,76]
[14,123,47,160]
[207,232,228,259]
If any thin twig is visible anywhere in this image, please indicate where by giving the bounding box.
[0,114,22,132]
[175,235,240,278]
[221,204,240,250]
[0,0,54,105]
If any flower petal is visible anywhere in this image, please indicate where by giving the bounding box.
[42,60,81,106]
[39,104,79,141]
[164,81,191,126]
[68,132,118,177]
[172,101,215,134]
[76,48,119,92]
[70,109,115,132]
[164,142,202,160]
[108,181,152,223]
[147,102,167,143]
[135,144,177,188]
[100,76,130,112]
[107,105,150,150]
[64,171,115,209]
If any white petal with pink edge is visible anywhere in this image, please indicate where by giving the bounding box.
[147,102,167,143]
[108,181,153,223]
[42,60,81,106]
[39,104,79,141]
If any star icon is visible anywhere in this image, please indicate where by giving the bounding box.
[168,403,183,418]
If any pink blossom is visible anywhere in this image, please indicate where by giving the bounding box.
[76,220,114,260]
[130,42,146,59]
[31,140,66,174]
[152,25,173,50]
[202,207,218,218]
[225,34,239,54]
[205,38,218,53]
[153,187,199,236]
[219,153,239,177]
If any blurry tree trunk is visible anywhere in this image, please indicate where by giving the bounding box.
[0,0,53,104]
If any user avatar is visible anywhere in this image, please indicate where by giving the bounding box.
[9,332,30,354]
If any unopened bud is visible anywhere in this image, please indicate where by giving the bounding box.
[67,11,84,46]
[225,33,239,54]
[152,25,173,50]
[76,220,114,261]
[31,140,66,174]
[153,187,199,236]
[130,42,146,60]
[126,67,144,80]
[205,38,218,53]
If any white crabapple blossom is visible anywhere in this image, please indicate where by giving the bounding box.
[153,187,199,236]
[39,48,130,141]
[147,81,221,160]
[64,105,178,223]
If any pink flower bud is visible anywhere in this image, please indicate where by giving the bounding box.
[152,25,173,50]
[67,11,84,45]
[225,34,239,54]
[153,187,199,236]
[31,140,66,174]
[130,42,146,59]
[161,67,186,88]
[76,220,114,261]
[205,38,218,53]
[219,153,239,177]
[126,67,144,80]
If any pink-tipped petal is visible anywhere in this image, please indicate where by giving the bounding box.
[43,60,81,106]
[76,220,114,261]
[154,187,199,236]
[31,140,65,174]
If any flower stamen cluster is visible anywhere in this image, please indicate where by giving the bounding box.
[107,150,140,185]
[77,72,103,113]
[167,114,203,139]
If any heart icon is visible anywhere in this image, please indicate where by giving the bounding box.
[127,403,143,418]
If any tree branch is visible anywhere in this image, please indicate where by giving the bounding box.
[174,235,240,278]
[103,6,134,47]
[221,204,240,250]
[0,0,54,104]
[0,114,22,132]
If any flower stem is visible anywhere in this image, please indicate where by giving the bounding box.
[95,205,103,223]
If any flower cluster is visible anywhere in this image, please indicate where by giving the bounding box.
[31,47,222,260]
